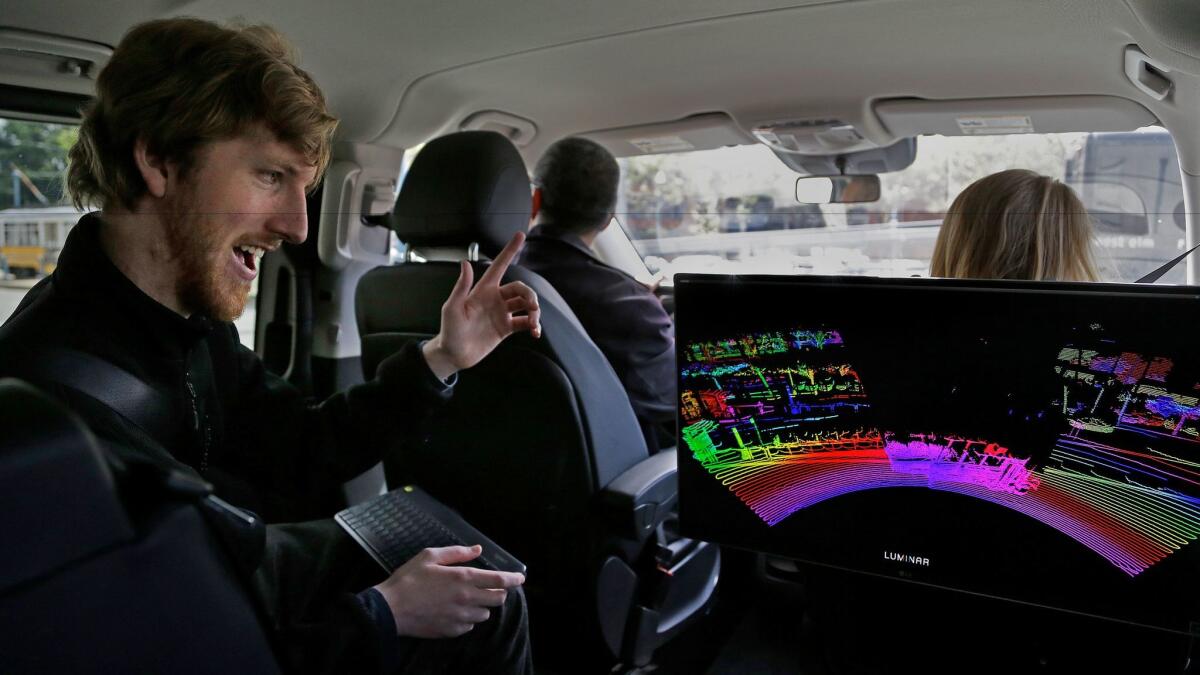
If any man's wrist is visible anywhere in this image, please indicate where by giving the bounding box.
[357,587,402,671]
[421,335,458,382]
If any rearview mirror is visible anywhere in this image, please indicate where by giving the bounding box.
[795,175,880,204]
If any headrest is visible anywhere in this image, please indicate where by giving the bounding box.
[391,131,531,259]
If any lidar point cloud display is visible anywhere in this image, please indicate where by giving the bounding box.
[681,327,1200,577]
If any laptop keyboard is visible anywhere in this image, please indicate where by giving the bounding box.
[335,486,524,574]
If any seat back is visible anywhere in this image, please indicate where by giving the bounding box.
[359,261,650,471]
[358,261,649,568]
[0,378,280,674]
[356,132,649,586]
[356,131,719,668]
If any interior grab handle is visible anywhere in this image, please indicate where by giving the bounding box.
[1124,46,1173,101]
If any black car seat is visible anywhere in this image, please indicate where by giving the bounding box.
[0,378,280,674]
[355,130,719,669]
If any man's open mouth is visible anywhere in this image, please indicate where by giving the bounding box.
[232,244,266,281]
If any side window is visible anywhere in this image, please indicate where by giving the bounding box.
[0,116,80,324]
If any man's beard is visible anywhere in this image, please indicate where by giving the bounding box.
[163,190,251,322]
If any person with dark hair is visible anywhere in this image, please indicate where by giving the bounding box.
[719,196,743,233]
[745,194,775,231]
[0,18,536,675]
[522,137,675,452]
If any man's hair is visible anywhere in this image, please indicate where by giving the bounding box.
[533,137,620,233]
[67,18,338,210]
[930,169,1098,281]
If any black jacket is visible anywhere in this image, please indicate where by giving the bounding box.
[518,224,675,450]
[0,213,452,519]
[0,213,453,672]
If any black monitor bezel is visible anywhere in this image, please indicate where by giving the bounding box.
[674,273,1200,636]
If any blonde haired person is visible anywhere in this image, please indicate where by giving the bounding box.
[930,169,1099,281]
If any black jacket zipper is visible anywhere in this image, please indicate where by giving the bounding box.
[184,371,210,474]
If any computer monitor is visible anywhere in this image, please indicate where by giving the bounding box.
[675,274,1200,636]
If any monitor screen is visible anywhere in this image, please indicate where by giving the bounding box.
[675,274,1200,635]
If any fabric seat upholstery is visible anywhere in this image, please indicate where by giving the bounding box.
[0,378,280,674]
[355,131,719,669]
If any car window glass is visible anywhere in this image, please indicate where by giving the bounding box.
[616,126,1183,283]
[0,116,79,325]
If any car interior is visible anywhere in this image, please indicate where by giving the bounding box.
[3,0,1200,673]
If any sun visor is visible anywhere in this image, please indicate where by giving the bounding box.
[580,113,756,158]
[875,96,1157,138]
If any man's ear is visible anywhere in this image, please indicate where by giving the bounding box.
[530,187,542,224]
[601,212,614,231]
[133,138,171,199]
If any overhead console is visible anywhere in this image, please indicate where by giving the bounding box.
[580,112,756,158]
[750,118,878,155]
[874,95,1158,138]
[748,117,920,176]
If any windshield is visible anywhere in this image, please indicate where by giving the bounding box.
[615,127,1184,283]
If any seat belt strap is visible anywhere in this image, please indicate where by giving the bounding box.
[1135,241,1200,284]
[1,280,177,450]
[34,347,178,446]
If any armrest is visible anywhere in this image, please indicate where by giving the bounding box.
[598,451,678,542]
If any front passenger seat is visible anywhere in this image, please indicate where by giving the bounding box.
[355,131,719,670]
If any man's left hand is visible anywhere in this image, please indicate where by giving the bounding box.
[423,232,541,381]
